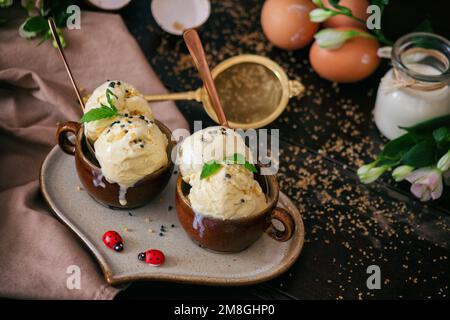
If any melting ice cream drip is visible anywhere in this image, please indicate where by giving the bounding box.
[118,185,128,206]
[192,212,205,238]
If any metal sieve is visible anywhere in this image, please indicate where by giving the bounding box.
[145,54,305,129]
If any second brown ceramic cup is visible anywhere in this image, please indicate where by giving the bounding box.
[176,173,296,252]
[57,120,175,209]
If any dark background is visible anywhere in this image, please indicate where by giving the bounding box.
[101,0,449,299]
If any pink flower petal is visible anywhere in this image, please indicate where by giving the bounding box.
[431,179,444,200]
[411,183,428,200]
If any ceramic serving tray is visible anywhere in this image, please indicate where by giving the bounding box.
[40,146,305,286]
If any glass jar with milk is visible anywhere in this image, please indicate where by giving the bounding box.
[374,32,450,140]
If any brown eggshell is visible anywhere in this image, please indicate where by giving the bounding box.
[323,0,369,29]
[261,0,319,50]
[309,27,380,83]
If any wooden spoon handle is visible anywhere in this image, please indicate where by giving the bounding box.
[48,18,85,111]
[183,29,228,128]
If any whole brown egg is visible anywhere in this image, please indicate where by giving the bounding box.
[309,27,380,83]
[261,0,319,50]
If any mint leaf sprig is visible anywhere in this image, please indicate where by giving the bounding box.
[80,88,120,123]
[200,153,257,180]
[19,1,73,48]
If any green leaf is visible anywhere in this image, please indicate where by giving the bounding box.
[379,133,417,161]
[23,16,48,33]
[401,139,436,167]
[226,153,246,164]
[43,0,73,27]
[200,161,222,180]
[414,18,434,33]
[80,106,119,123]
[402,115,450,135]
[106,88,118,111]
[225,153,257,173]
[244,161,257,173]
[433,127,450,144]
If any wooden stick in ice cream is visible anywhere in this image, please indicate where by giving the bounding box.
[183,29,229,128]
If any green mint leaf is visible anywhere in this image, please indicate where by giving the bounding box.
[226,153,246,164]
[244,161,257,173]
[80,106,119,123]
[200,161,222,180]
[224,153,257,173]
[106,88,118,110]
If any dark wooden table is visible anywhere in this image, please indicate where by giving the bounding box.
[116,0,450,299]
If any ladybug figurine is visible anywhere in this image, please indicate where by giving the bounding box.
[138,249,165,266]
[102,231,124,252]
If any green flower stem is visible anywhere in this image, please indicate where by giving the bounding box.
[312,0,394,46]
[325,8,367,25]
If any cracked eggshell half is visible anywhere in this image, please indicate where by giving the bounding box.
[151,0,211,35]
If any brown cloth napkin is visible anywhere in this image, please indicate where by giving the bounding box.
[0,9,188,299]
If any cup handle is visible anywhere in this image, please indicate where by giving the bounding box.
[56,121,81,156]
[266,207,296,242]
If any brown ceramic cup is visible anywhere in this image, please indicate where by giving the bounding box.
[175,172,296,252]
[56,120,175,209]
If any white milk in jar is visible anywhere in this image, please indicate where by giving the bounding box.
[374,33,450,140]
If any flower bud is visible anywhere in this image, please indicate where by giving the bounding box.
[392,165,414,182]
[309,8,334,23]
[437,150,450,172]
[357,163,387,184]
[314,28,373,49]
[312,0,325,7]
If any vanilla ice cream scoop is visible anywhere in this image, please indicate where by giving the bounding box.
[84,80,153,142]
[94,115,168,205]
[178,126,253,183]
[188,164,266,220]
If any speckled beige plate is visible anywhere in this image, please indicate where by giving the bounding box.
[40,146,305,286]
